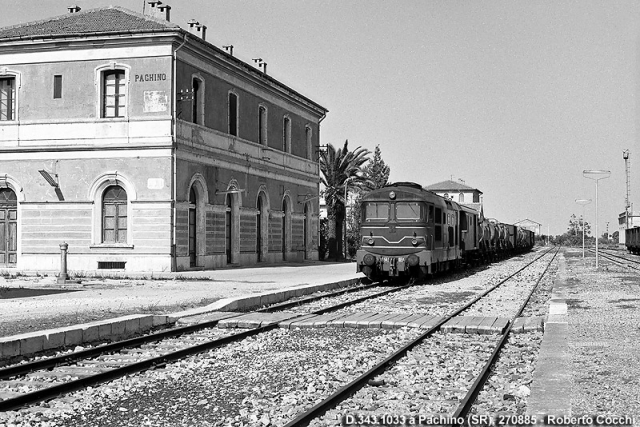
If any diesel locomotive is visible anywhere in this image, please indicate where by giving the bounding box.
[355,182,534,280]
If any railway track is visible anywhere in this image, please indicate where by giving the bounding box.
[0,281,411,412]
[286,246,559,426]
[589,248,640,271]
[0,247,557,424]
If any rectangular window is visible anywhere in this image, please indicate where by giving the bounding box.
[395,202,423,221]
[435,208,442,224]
[53,75,62,99]
[102,70,126,118]
[364,202,389,221]
[0,77,15,121]
[428,205,434,223]
[229,93,238,136]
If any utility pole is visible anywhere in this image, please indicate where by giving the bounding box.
[624,150,631,232]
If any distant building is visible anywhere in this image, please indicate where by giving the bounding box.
[423,179,483,211]
[514,219,541,235]
[618,211,640,245]
[0,4,327,271]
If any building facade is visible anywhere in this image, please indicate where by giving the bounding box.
[423,179,483,212]
[513,219,541,236]
[0,4,327,271]
[618,211,640,245]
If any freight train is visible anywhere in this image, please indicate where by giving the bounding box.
[355,182,535,280]
[625,227,640,254]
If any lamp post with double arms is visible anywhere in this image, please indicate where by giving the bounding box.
[583,170,611,268]
[575,198,591,261]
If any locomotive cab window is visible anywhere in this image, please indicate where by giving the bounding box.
[364,202,389,222]
[395,202,423,221]
[460,211,468,231]
[434,207,442,242]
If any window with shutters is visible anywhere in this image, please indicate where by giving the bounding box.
[102,70,126,118]
[102,185,128,243]
[0,77,15,121]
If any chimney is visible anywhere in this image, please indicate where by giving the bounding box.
[187,19,207,41]
[67,5,81,13]
[146,1,171,21]
[158,4,171,21]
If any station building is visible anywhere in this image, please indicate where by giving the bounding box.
[618,211,640,245]
[424,179,484,214]
[0,4,327,271]
[423,179,483,206]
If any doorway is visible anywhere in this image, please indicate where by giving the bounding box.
[188,186,197,267]
[0,188,17,267]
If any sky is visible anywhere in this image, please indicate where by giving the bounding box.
[1,0,639,237]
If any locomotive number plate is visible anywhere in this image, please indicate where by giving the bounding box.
[381,257,404,263]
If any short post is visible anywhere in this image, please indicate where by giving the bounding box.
[58,242,69,284]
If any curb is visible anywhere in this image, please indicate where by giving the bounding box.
[0,277,361,362]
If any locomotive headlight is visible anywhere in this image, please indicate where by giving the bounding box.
[389,191,396,200]
[367,238,375,245]
[411,238,419,246]
[407,255,419,267]
[363,254,376,266]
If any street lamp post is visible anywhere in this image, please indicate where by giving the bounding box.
[583,170,611,268]
[575,198,591,260]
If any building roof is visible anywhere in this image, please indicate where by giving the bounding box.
[424,180,483,194]
[0,6,179,40]
[0,6,328,115]
[514,218,541,226]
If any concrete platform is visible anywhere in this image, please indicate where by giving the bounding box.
[203,311,542,334]
[0,262,363,361]
[528,253,571,418]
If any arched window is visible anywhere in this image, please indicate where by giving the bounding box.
[258,105,267,145]
[228,92,238,136]
[192,77,203,125]
[283,116,291,153]
[102,185,127,243]
[305,125,312,160]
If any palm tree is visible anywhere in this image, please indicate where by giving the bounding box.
[320,140,370,260]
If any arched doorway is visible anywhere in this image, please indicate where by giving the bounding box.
[282,197,289,260]
[226,194,233,264]
[102,185,127,244]
[303,203,309,260]
[188,186,197,267]
[0,188,17,267]
[256,195,263,262]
